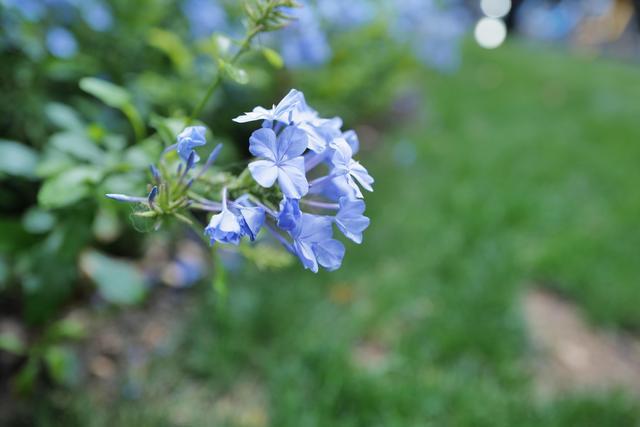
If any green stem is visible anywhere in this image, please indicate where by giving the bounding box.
[188,24,264,123]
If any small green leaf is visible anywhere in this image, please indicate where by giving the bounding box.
[80,78,145,140]
[93,207,121,243]
[44,346,79,386]
[79,77,131,108]
[38,167,103,208]
[80,250,147,305]
[223,63,250,85]
[262,47,284,69]
[0,140,39,179]
[45,103,84,131]
[50,132,104,163]
[22,207,56,234]
[147,28,193,75]
[0,331,25,355]
[14,357,39,394]
[49,318,86,341]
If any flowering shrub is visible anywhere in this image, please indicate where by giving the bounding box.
[108,89,373,272]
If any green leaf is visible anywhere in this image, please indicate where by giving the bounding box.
[44,345,80,386]
[79,78,145,141]
[79,77,131,108]
[147,28,193,75]
[0,331,25,355]
[49,132,104,164]
[49,318,86,341]
[80,250,146,305]
[93,206,121,243]
[22,207,56,234]
[35,150,75,178]
[0,140,39,179]
[45,103,84,132]
[262,47,284,69]
[222,63,250,85]
[13,357,39,394]
[38,167,103,208]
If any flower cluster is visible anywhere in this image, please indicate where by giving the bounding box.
[107,89,373,273]
[232,89,373,271]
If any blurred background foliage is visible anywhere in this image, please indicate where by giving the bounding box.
[2,0,640,425]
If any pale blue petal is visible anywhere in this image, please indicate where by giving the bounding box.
[249,128,277,160]
[277,198,302,232]
[249,160,278,188]
[314,239,345,271]
[278,158,309,199]
[277,126,308,160]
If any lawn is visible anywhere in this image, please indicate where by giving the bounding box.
[32,41,640,426]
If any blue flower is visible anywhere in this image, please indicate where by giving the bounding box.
[289,213,345,273]
[80,0,113,32]
[317,0,376,30]
[182,0,228,39]
[233,89,302,124]
[205,207,243,245]
[330,139,374,198]
[46,27,78,59]
[335,197,370,244]
[277,2,332,69]
[248,126,309,199]
[236,205,265,241]
[277,198,302,232]
[177,126,207,163]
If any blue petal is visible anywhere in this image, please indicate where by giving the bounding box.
[249,160,278,188]
[293,240,318,273]
[335,197,370,244]
[277,126,308,160]
[278,157,309,199]
[249,128,277,161]
[314,239,345,271]
[297,213,333,243]
[277,198,302,232]
[238,206,265,241]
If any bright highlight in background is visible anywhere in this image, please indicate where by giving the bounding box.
[474,18,507,49]
[480,0,512,18]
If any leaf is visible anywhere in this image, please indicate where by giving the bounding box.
[147,28,193,75]
[38,167,103,208]
[80,250,147,305]
[0,331,25,355]
[13,357,39,395]
[79,78,145,140]
[22,207,56,234]
[79,77,131,108]
[93,206,121,243]
[49,318,86,341]
[45,103,84,131]
[0,139,39,179]
[44,345,80,386]
[49,132,104,163]
[222,62,250,85]
[262,47,284,69]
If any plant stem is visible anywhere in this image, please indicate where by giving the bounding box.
[188,20,266,123]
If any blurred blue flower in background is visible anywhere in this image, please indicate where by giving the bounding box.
[3,0,46,22]
[80,0,114,32]
[392,0,470,72]
[317,0,376,30]
[45,26,77,58]
[276,1,332,69]
[181,0,228,39]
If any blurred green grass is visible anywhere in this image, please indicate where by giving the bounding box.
[39,41,640,426]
